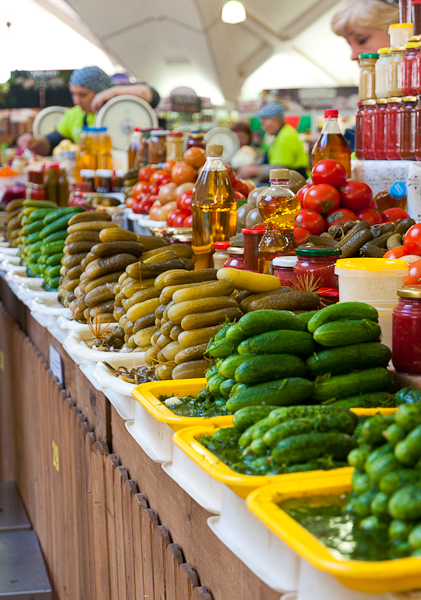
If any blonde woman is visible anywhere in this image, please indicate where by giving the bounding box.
[331,0,399,60]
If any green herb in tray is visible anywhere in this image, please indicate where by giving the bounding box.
[159,389,229,418]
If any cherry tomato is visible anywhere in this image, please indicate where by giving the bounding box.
[184,147,206,168]
[126,197,136,209]
[326,208,357,227]
[177,190,193,211]
[295,210,325,235]
[404,259,421,285]
[297,184,314,204]
[171,162,196,186]
[132,181,149,197]
[311,159,347,188]
[383,246,407,260]
[162,160,176,173]
[138,166,156,182]
[294,227,311,245]
[368,197,378,210]
[167,208,187,227]
[150,171,172,187]
[174,212,189,227]
[234,179,250,198]
[224,164,236,187]
[404,223,421,255]
[356,208,382,226]
[166,209,178,227]
[183,214,193,227]
[234,191,246,202]
[339,181,373,212]
[302,184,340,216]
[382,208,410,222]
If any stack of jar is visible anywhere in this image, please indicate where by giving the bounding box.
[75,127,113,181]
[26,165,69,206]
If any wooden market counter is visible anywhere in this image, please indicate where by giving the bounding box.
[0,277,279,600]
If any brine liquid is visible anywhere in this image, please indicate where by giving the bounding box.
[312,133,351,176]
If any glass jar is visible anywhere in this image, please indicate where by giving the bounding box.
[148,130,168,164]
[68,182,89,207]
[355,102,364,159]
[213,241,230,269]
[80,169,96,192]
[374,99,388,160]
[140,129,151,164]
[401,42,421,95]
[388,46,405,97]
[166,132,184,161]
[224,247,244,270]
[359,53,378,100]
[386,97,403,160]
[112,169,125,193]
[415,96,421,159]
[400,96,417,159]
[272,256,298,287]
[294,246,341,290]
[413,2,421,36]
[362,100,376,160]
[389,23,414,48]
[30,183,46,201]
[96,169,113,193]
[187,131,206,150]
[242,227,264,272]
[392,286,421,374]
[376,48,392,98]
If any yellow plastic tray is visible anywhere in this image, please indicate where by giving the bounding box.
[246,474,421,594]
[132,378,234,432]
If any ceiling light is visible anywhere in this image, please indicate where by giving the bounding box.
[221,1,246,24]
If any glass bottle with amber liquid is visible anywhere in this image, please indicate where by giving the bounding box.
[258,169,301,274]
[312,109,351,176]
[192,143,236,269]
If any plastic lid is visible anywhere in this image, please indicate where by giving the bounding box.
[378,47,391,53]
[398,285,421,298]
[133,127,141,132]
[96,169,113,177]
[391,45,406,51]
[412,0,421,4]
[403,96,418,101]
[406,42,420,48]
[190,130,201,133]
[115,169,126,177]
[227,247,244,255]
[390,181,407,199]
[270,168,289,180]
[362,100,377,105]
[80,169,96,177]
[335,258,408,272]
[324,109,338,118]
[296,246,342,257]
[273,256,298,267]
[167,131,184,137]
[359,53,379,58]
[317,288,339,297]
[213,241,230,250]
[390,23,413,28]
[242,227,265,235]
[206,143,223,156]
[388,97,403,102]
[150,130,169,135]
[376,99,388,104]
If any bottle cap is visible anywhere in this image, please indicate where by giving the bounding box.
[389,23,413,28]
[406,42,420,49]
[206,144,223,156]
[115,169,126,177]
[391,45,406,51]
[295,246,342,257]
[335,258,408,272]
[273,256,298,267]
[214,241,230,250]
[96,169,113,177]
[359,53,379,59]
[80,169,96,177]
[362,100,377,105]
[167,131,184,137]
[227,247,244,255]
[387,97,403,102]
[403,96,418,101]
[324,109,338,118]
[378,47,391,53]
[270,168,289,180]
[398,285,421,298]
[133,127,141,132]
[390,181,407,199]
[376,99,388,104]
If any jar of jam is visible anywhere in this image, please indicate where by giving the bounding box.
[362,100,376,160]
[148,130,168,164]
[415,96,421,159]
[140,129,151,164]
[400,96,417,160]
[388,46,405,97]
[401,42,420,95]
[374,99,388,160]
[96,169,113,193]
[386,97,403,160]
[272,256,298,287]
[166,132,184,161]
[30,183,46,201]
[80,169,96,192]
[359,53,378,100]
[68,182,89,207]
[294,246,341,290]
[242,227,264,272]
[213,241,230,269]
[187,131,206,150]
[224,247,244,270]
[393,285,421,374]
[375,47,391,98]
[355,102,364,159]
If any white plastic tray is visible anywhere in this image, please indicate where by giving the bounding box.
[47,322,69,345]
[56,315,90,333]
[0,245,18,254]
[9,273,44,286]
[162,445,222,513]
[127,401,174,463]
[2,256,21,266]
[208,486,301,592]
[62,328,145,363]
[30,295,70,317]
[1,261,25,274]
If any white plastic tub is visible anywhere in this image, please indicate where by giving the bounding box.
[63,328,145,364]
[127,401,175,463]
[335,258,407,304]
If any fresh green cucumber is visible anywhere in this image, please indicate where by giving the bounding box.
[366,452,401,484]
[45,265,61,279]
[27,208,56,223]
[351,471,374,495]
[207,338,236,359]
[22,219,44,235]
[235,354,307,385]
[46,253,64,267]
[239,418,269,447]
[218,353,255,379]
[27,251,41,263]
[41,240,66,255]
[43,230,68,244]
[232,405,279,432]
[323,391,396,409]
[359,515,388,537]
[296,310,319,324]
[312,367,392,403]
[205,365,218,381]
[220,379,236,400]
[226,377,313,412]
[27,240,43,254]
[359,416,395,447]
[371,492,390,517]
[384,423,406,446]
[380,469,420,496]
[267,405,357,428]
[208,374,225,396]
[354,488,380,517]
[247,438,268,457]
[389,520,416,542]
[43,206,84,226]
[39,214,75,239]
[225,323,248,345]
[27,231,42,244]
[395,404,421,431]
[307,343,391,377]
[348,446,371,471]
[313,320,381,348]
[389,484,421,520]
[238,330,315,357]
[272,431,357,466]
[238,310,306,338]
[307,302,379,333]
[44,276,60,290]
[229,383,247,396]
[214,323,232,341]
[409,524,421,550]
[395,424,421,466]
[364,444,393,470]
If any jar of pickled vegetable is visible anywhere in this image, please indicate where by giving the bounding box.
[187,131,206,150]
[166,132,184,161]
[375,48,391,98]
[362,100,376,160]
[388,46,405,97]
[148,130,168,164]
[359,53,378,100]
[401,42,421,95]
[386,97,403,160]
[400,96,417,160]
[294,246,341,290]
[393,286,421,375]
[273,256,298,287]
[374,99,388,160]
[355,102,364,159]
[224,247,244,270]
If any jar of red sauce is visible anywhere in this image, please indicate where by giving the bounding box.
[242,226,264,272]
[30,183,46,201]
[362,100,376,160]
[386,97,403,160]
[187,131,206,150]
[400,96,417,160]
[392,285,421,374]
[273,256,298,287]
[415,97,421,160]
[224,247,244,270]
[374,99,388,160]
[401,42,420,95]
[355,102,364,159]
[294,246,341,290]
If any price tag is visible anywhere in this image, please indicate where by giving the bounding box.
[49,345,63,384]
[52,441,59,471]
[0,351,4,371]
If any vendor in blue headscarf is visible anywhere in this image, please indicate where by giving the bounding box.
[17,66,160,156]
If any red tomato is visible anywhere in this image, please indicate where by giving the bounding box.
[184,147,206,168]
[173,212,189,227]
[302,184,340,216]
[150,171,171,187]
[295,210,325,235]
[383,246,407,260]
[311,159,347,188]
[138,166,156,182]
[294,227,311,245]
[405,259,421,285]
[132,181,149,197]
[297,184,314,204]
[132,201,142,214]
[382,208,410,222]
[368,197,378,210]
[183,214,193,227]
[356,208,382,226]
[126,197,136,209]
[166,209,180,227]
[167,209,188,227]
[177,190,193,211]
[234,179,250,198]
[162,160,176,173]
[339,181,373,212]
[224,164,236,187]
[171,162,196,185]
[404,223,421,255]
[326,208,357,227]
[234,191,246,201]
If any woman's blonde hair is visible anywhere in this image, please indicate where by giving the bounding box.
[331,0,399,36]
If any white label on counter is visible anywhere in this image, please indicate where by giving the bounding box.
[49,345,63,384]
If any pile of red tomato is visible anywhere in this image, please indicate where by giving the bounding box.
[294,159,410,244]
[383,223,421,285]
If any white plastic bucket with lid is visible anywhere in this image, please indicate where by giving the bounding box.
[370,301,396,351]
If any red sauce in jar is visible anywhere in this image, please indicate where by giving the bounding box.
[355,102,364,160]
[386,98,403,160]
[224,247,244,269]
[273,256,298,287]
[242,227,264,272]
[393,286,421,375]
[374,99,388,160]
[293,246,341,290]
[362,100,376,160]
[401,43,420,96]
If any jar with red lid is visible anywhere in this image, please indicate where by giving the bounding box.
[242,227,264,272]
[317,288,339,307]
[400,96,417,160]
[224,247,244,270]
[362,100,376,160]
[293,246,341,290]
[355,102,364,159]
[392,285,421,374]
[213,241,230,269]
[401,43,420,95]
[373,99,388,160]
[187,131,206,150]
[272,256,298,287]
[386,97,403,160]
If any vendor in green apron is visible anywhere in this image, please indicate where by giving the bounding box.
[17,66,160,156]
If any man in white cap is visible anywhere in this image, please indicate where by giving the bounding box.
[237,102,308,180]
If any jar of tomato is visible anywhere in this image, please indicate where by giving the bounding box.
[224,247,244,270]
[386,97,403,160]
[242,227,264,272]
[362,100,376,160]
[187,131,206,150]
[273,256,298,287]
[393,286,421,375]
[355,102,364,159]
[374,99,388,160]
[401,42,420,95]
[148,130,168,164]
[294,246,341,290]
[400,96,417,160]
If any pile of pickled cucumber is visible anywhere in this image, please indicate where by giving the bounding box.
[5,199,24,247]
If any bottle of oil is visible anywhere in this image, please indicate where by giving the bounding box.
[191,143,236,269]
[75,127,96,182]
[97,127,113,169]
[312,109,351,176]
[258,168,301,274]
[374,181,407,212]
[128,127,141,169]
